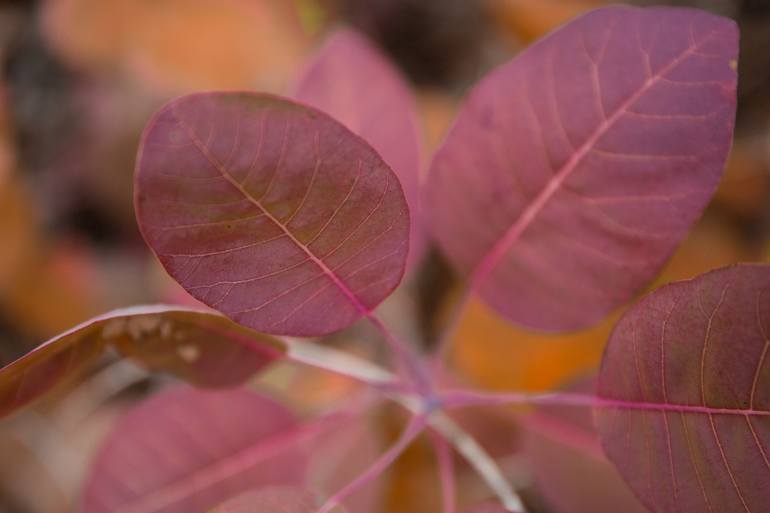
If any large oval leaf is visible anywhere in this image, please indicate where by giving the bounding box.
[597,264,770,513]
[0,305,283,418]
[135,93,410,336]
[295,28,424,269]
[212,487,347,513]
[425,6,738,331]
[81,386,310,513]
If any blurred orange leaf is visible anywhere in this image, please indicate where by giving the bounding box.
[43,0,311,92]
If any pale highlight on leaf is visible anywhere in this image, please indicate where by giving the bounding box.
[462,503,514,513]
[597,264,770,513]
[81,387,310,513]
[0,305,283,418]
[425,6,738,331]
[295,28,425,269]
[135,93,410,336]
[212,486,347,513]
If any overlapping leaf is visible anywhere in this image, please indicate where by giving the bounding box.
[0,305,283,418]
[135,93,410,336]
[597,264,770,513]
[425,6,738,331]
[81,387,310,513]
[295,28,424,269]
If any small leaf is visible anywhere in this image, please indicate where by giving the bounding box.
[81,386,310,513]
[425,6,738,331]
[135,92,410,336]
[0,305,283,418]
[212,486,347,513]
[597,264,770,513]
[295,28,424,269]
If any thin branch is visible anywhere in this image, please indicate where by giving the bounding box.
[429,429,457,513]
[429,412,526,512]
[316,413,428,513]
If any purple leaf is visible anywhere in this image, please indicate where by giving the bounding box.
[425,6,738,331]
[597,264,770,513]
[0,305,282,418]
[212,486,347,513]
[135,92,410,336]
[521,379,649,513]
[81,386,312,513]
[295,28,424,270]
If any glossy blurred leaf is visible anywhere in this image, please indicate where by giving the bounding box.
[42,0,309,92]
[81,387,309,513]
[521,380,649,513]
[212,487,347,513]
[308,412,383,512]
[597,264,770,513]
[0,305,284,418]
[135,93,410,336]
[425,6,738,331]
[295,28,424,269]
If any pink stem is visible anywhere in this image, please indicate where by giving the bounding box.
[366,312,433,394]
[316,413,428,513]
[429,429,457,513]
[440,389,770,417]
[514,411,605,461]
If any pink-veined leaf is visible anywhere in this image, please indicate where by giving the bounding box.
[295,28,424,270]
[82,386,320,513]
[596,264,770,513]
[425,6,738,331]
[521,379,649,513]
[0,305,283,418]
[135,92,410,336]
[212,486,347,513]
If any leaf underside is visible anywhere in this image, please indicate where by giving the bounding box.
[425,5,738,331]
[0,305,282,418]
[135,92,410,336]
[597,264,770,513]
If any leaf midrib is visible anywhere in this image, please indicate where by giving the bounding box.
[469,28,722,291]
[171,110,373,317]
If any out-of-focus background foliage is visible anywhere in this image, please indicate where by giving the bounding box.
[0,1,768,512]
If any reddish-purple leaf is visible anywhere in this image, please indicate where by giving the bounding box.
[0,305,282,418]
[81,386,312,513]
[596,264,770,513]
[212,486,347,513]
[135,92,410,336]
[295,28,424,270]
[521,380,649,513]
[425,6,738,330]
